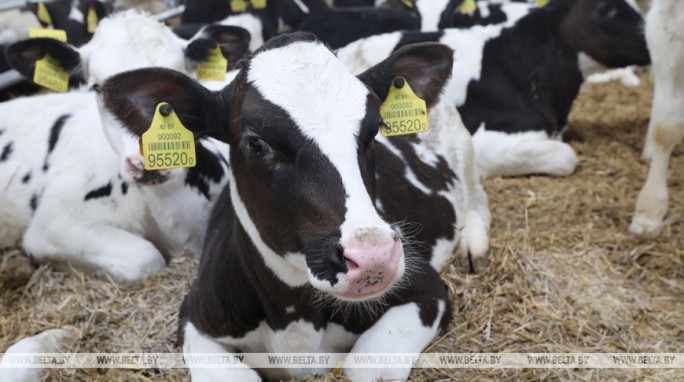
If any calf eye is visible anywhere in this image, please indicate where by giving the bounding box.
[247,136,270,158]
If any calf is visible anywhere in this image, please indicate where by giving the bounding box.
[294,0,421,49]
[101,33,490,380]
[27,0,111,47]
[2,11,249,282]
[630,0,684,235]
[339,0,650,177]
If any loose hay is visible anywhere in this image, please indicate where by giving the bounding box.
[1,72,682,381]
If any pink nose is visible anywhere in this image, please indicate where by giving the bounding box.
[340,233,403,300]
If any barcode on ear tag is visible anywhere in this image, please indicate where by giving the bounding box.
[196,45,228,82]
[34,54,69,93]
[379,77,429,137]
[142,103,197,170]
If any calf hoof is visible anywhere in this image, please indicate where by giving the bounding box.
[629,213,666,236]
[458,211,490,273]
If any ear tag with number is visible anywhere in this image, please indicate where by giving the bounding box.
[142,103,197,170]
[536,0,550,7]
[379,77,429,137]
[459,0,477,14]
[230,0,248,12]
[196,45,228,82]
[251,0,267,9]
[34,54,69,93]
[29,28,67,42]
[87,6,98,33]
[37,1,52,25]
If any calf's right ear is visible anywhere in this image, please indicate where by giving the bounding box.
[6,38,84,87]
[101,67,228,141]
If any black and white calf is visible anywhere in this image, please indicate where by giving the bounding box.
[630,0,684,235]
[338,0,650,177]
[0,11,251,282]
[101,32,490,381]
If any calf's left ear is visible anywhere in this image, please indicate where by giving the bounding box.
[358,42,453,107]
[101,68,227,140]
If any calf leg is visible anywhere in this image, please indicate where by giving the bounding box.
[182,322,262,382]
[472,129,577,177]
[630,121,684,235]
[22,224,166,283]
[0,327,74,382]
[344,264,450,381]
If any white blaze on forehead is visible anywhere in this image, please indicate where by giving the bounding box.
[80,10,188,84]
[247,41,390,240]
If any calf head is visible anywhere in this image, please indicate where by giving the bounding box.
[100,33,453,301]
[6,11,250,185]
[559,0,650,67]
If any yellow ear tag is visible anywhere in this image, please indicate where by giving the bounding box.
[142,103,197,170]
[379,77,429,137]
[399,0,414,9]
[536,0,550,7]
[34,54,69,93]
[87,6,98,33]
[251,0,267,9]
[37,1,52,26]
[29,28,67,42]
[230,0,248,12]
[459,0,477,14]
[196,45,228,82]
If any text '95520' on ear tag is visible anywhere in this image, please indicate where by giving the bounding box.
[196,45,227,82]
[142,103,197,170]
[379,77,429,137]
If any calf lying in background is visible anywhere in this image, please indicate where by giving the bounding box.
[101,33,490,381]
[1,10,250,282]
[338,0,650,178]
[630,0,684,235]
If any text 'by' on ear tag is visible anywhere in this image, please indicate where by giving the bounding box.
[459,0,477,14]
[142,103,197,170]
[29,28,67,42]
[87,6,98,33]
[536,0,550,7]
[34,54,68,93]
[37,1,52,25]
[196,45,228,82]
[252,0,267,9]
[230,0,248,12]
[380,77,429,137]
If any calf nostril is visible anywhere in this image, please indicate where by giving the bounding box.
[344,256,359,271]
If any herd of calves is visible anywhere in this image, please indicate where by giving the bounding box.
[0,0,681,381]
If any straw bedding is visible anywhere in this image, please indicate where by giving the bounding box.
[1,72,682,381]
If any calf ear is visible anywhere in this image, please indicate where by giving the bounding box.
[101,68,228,140]
[185,25,251,70]
[357,42,453,107]
[27,0,72,27]
[5,38,84,86]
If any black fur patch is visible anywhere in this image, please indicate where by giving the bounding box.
[184,143,226,200]
[84,182,113,201]
[0,142,13,162]
[21,172,31,183]
[43,114,71,171]
[121,182,128,195]
[30,193,40,211]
